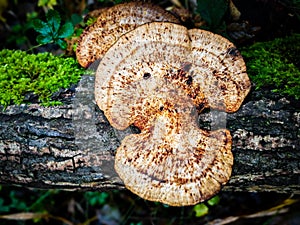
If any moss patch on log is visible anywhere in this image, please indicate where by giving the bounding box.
[241,33,300,99]
[0,49,85,107]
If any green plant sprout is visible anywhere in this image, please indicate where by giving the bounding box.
[32,9,74,49]
[242,33,300,99]
[84,192,109,206]
[193,195,220,217]
[38,0,57,10]
[0,49,85,108]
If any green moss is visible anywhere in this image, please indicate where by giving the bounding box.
[241,33,300,99]
[0,49,85,108]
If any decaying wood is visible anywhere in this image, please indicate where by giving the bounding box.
[0,75,299,194]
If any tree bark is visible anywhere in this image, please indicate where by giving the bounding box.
[0,76,299,194]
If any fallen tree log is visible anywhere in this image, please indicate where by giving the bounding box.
[0,76,299,194]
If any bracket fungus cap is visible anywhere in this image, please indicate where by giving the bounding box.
[95,22,250,206]
[76,2,179,68]
[112,85,234,206]
[95,22,251,121]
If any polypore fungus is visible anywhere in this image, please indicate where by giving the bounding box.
[76,2,179,68]
[95,22,251,206]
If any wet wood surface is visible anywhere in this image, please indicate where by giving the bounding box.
[0,76,299,194]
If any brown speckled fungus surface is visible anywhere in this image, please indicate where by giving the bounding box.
[76,2,179,68]
[95,22,251,206]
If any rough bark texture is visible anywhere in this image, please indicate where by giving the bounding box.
[0,76,299,195]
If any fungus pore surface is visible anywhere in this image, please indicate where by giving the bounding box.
[95,22,251,206]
